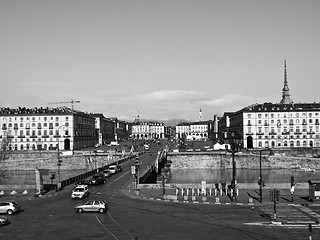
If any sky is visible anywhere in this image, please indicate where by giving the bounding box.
[1,0,320,122]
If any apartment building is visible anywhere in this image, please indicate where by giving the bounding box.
[0,107,97,151]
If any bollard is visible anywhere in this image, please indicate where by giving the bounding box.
[186,188,189,196]
[215,197,220,203]
[181,188,184,196]
[248,197,253,203]
[175,188,179,196]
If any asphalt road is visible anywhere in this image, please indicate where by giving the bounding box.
[1,151,320,240]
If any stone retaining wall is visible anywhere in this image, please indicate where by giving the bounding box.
[167,152,320,170]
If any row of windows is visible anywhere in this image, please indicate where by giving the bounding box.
[248,119,320,125]
[257,140,320,148]
[256,135,319,139]
[248,112,320,118]
[248,125,320,133]
[2,122,69,129]
[3,129,69,137]
[2,116,69,122]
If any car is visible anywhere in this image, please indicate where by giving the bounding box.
[116,165,123,172]
[0,200,21,215]
[71,185,89,199]
[0,216,10,226]
[74,179,90,188]
[108,165,118,174]
[102,169,112,178]
[74,200,108,213]
[89,173,106,185]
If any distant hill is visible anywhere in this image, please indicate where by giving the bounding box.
[161,119,190,127]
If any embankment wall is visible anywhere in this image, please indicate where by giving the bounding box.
[167,152,320,170]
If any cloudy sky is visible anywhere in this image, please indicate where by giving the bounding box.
[1,1,320,121]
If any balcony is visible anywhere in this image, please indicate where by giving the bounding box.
[18,135,25,138]
[54,135,61,138]
[2,127,7,130]
[42,135,49,138]
[294,132,302,135]
[30,135,37,138]
[246,132,253,135]
[269,132,277,135]
[256,132,264,135]
[282,132,290,135]
[307,132,315,134]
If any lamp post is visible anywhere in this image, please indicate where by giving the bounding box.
[259,148,273,202]
[57,125,67,190]
[225,132,242,201]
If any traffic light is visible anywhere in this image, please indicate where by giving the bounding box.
[57,159,62,166]
[269,189,280,202]
[291,176,295,187]
[275,190,280,201]
[258,179,266,187]
[269,190,274,201]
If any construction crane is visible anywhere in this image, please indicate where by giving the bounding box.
[48,99,80,111]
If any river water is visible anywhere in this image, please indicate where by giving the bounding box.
[1,168,319,185]
[167,169,319,184]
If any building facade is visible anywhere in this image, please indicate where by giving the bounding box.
[131,121,168,140]
[219,61,320,149]
[0,107,97,151]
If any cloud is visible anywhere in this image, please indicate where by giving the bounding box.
[138,90,205,102]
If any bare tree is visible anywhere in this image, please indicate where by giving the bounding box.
[0,136,12,181]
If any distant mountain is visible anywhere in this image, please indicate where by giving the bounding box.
[161,119,190,127]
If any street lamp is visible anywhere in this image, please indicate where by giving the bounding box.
[57,125,67,190]
[225,132,242,201]
[259,148,273,202]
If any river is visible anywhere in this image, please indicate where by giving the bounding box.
[167,168,319,184]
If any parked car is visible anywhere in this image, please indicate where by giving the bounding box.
[89,173,106,185]
[0,216,10,226]
[74,200,108,213]
[71,185,89,199]
[74,179,90,188]
[0,200,21,215]
[102,169,112,178]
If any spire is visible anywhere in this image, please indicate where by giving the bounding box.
[280,59,293,104]
[199,108,202,121]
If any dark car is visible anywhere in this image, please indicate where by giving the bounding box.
[116,165,122,172]
[102,169,112,178]
[89,173,106,185]
[74,179,90,188]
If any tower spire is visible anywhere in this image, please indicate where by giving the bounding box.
[280,59,293,104]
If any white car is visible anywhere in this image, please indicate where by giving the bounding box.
[71,185,89,199]
[75,200,108,213]
[108,165,118,174]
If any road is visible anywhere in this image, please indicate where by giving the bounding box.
[1,151,320,240]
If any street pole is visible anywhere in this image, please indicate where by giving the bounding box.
[259,148,273,203]
[259,150,263,203]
